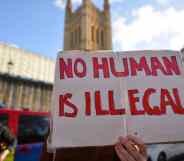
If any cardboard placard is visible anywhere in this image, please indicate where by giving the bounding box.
[49,50,184,149]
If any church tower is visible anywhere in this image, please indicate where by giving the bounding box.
[64,0,112,51]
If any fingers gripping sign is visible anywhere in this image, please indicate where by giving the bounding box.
[115,135,147,161]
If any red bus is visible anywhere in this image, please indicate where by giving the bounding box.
[0,108,50,161]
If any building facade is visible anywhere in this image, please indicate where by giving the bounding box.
[64,0,112,51]
[0,0,112,112]
[0,43,55,111]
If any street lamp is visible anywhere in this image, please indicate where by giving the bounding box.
[180,47,184,64]
[7,60,14,74]
[181,47,184,54]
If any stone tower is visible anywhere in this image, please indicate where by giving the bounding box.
[64,0,112,51]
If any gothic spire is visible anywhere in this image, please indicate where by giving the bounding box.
[83,0,91,5]
[66,0,72,13]
[104,0,110,11]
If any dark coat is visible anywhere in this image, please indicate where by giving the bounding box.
[40,139,120,161]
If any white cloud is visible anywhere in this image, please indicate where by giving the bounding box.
[113,5,184,51]
[54,0,65,9]
[54,0,82,9]
[155,0,171,6]
[72,0,82,4]
[0,42,19,48]
[109,0,123,4]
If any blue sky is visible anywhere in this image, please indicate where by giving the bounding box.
[0,0,184,59]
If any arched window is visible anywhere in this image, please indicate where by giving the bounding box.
[70,32,73,48]
[78,26,81,43]
[101,30,104,47]
[96,28,99,44]
[75,29,78,46]
[91,26,95,42]
[70,31,76,48]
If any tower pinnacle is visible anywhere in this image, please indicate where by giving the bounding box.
[104,0,110,11]
[66,0,72,13]
[83,0,91,5]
